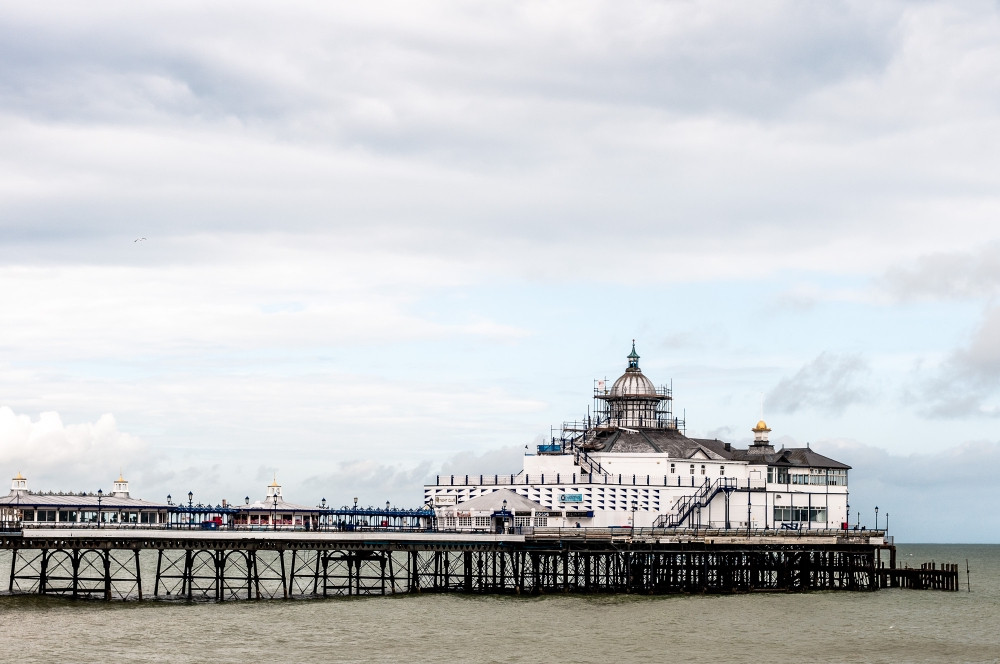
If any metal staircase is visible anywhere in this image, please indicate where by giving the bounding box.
[567,436,607,478]
[654,477,738,528]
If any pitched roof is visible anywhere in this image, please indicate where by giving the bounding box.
[454,488,545,513]
[0,493,165,508]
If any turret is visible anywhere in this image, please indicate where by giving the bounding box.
[112,472,130,498]
[749,419,775,455]
[10,472,27,497]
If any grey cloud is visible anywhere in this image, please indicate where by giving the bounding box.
[0,3,896,127]
[0,2,902,251]
[2,0,1000,286]
[297,444,526,508]
[438,444,525,477]
[823,438,1000,489]
[767,352,872,415]
[910,305,1000,417]
[300,459,435,508]
[818,438,1000,541]
[881,242,1000,301]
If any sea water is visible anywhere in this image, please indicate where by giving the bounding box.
[0,544,996,664]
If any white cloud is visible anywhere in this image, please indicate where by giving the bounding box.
[0,406,148,490]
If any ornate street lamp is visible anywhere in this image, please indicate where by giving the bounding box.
[97,488,103,528]
[875,505,879,531]
[272,493,279,531]
[353,496,358,529]
[631,500,638,533]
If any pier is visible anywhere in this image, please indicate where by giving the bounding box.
[0,527,958,601]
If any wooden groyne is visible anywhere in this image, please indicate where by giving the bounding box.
[879,561,960,591]
[0,529,957,601]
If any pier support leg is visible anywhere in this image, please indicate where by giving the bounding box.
[7,547,16,593]
[39,549,49,595]
[463,551,472,592]
[184,549,193,600]
[154,549,163,597]
[103,549,112,601]
[134,549,143,601]
[71,549,80,599]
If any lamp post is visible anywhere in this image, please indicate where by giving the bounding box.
[188,491,194,529]
[502,498,508,533]
[353,496,358,530]
[320,497,327,531]
[747,491,752,536]
[272,493,279,531]
[886,512,889,533]
[97,489,103,528]
[385,500,391,529]
[875,506,879,531]
[631,500,638,534]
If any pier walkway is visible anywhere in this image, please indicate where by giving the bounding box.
[0,527,955,601]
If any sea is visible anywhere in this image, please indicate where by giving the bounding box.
[0,543,996,664]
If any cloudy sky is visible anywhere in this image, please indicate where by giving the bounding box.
[2,1,999,542]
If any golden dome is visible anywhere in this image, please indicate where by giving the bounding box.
[14,471,25,480]
[753,420,770,431]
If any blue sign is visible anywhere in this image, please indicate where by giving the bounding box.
[560,494,583,503]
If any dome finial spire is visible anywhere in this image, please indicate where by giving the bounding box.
[627,340,640,369]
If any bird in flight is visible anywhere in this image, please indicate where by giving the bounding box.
[134,237,147,242]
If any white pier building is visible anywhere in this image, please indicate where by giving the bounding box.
[426,343,850,532]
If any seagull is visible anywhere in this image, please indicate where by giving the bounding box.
[134,237,146,242]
